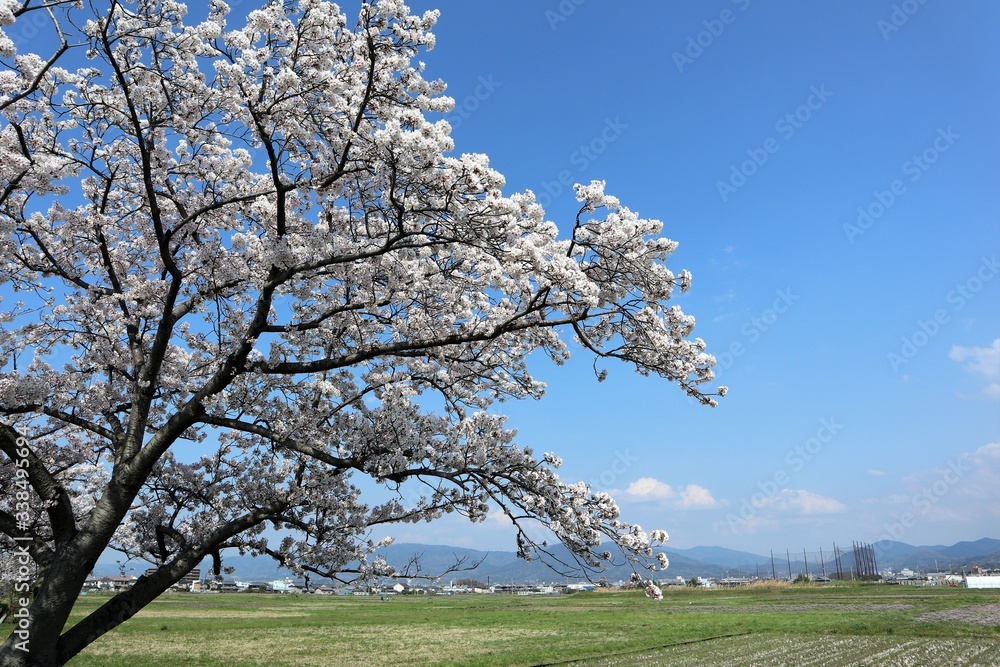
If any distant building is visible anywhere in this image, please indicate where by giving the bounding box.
[313,585,339,595]
[717,577,752,587]
[271,578,305,593]
[562,583,595,592]
[926,572,963,586]
[236,580,272,592]
[209,578,239,592]
[965,575,1000,589]
[97,575,136,591]
[157,568,202,591]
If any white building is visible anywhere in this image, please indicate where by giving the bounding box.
[271,578,304,593]
[965,575,1000,589]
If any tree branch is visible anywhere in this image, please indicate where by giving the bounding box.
[0,423,77,547]
[0,509,55,568]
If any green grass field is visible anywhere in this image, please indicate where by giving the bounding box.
[56,584,1000,666]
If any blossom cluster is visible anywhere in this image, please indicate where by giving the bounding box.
[0,2,722,642]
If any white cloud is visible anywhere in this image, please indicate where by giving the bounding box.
[791,490,847,514]
[975,442,1000,459]
[951,339,1000,398]
[485,507,514,527]
[716,514,777,536]
[950,339,1000,377]
[877,443,1000,526]
[624,477,675,500]
[754,489,846,515]
[678,484,722,509]
[622,477,722,509]
[868,469,887,476]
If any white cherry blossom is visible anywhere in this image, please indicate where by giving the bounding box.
[0,1,723,664]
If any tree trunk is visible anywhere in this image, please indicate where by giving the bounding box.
[0,543,95,667]
[0,544,206,666]
[0,479,142,666]
[0,495,278,666]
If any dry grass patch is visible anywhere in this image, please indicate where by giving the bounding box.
[744,579,792,590]
[77,621,560,666]
[131,608,311,619]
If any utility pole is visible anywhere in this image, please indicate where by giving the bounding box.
[771,550,776,580]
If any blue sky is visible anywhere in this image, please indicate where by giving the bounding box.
[381,0,1000,555]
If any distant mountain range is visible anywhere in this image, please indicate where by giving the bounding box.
[870,538,1000,572]
[94,538,1000,584]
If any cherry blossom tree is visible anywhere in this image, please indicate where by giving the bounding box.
[0,0,722,664]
